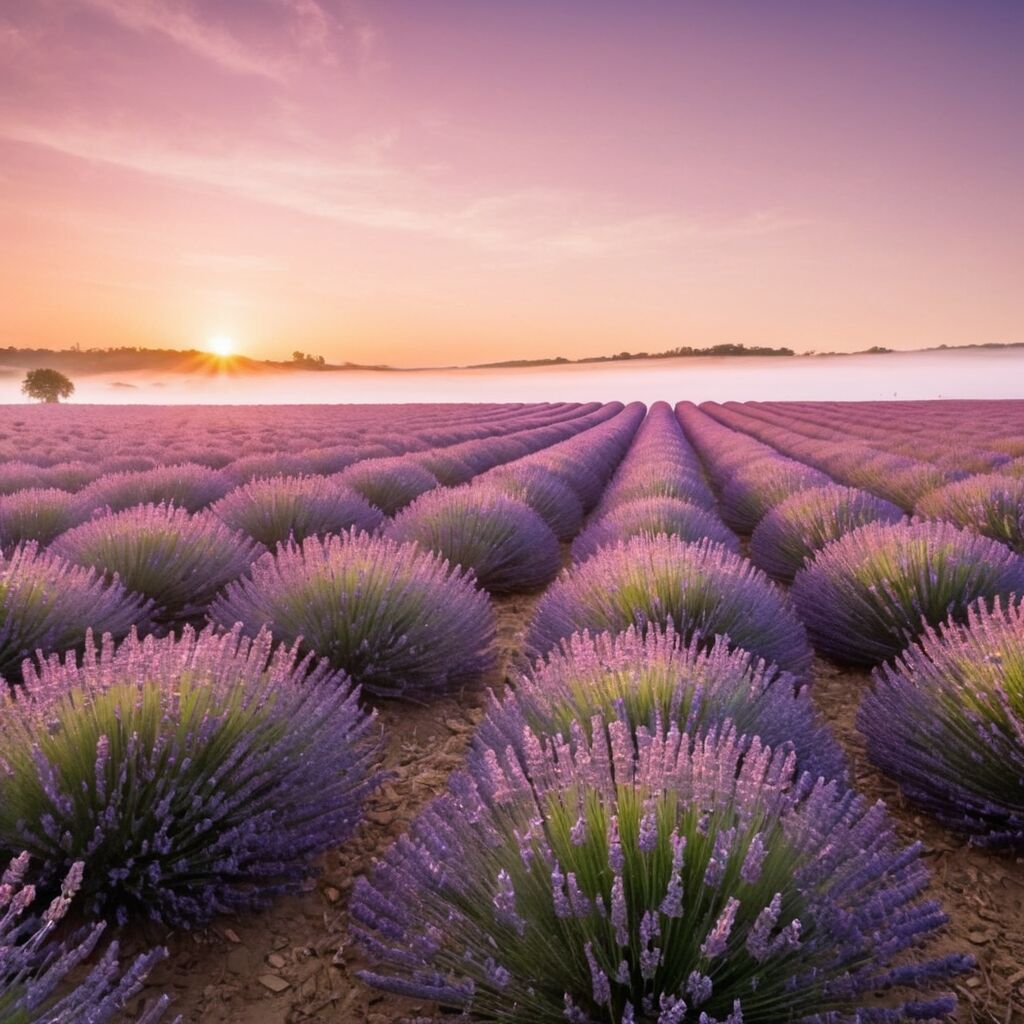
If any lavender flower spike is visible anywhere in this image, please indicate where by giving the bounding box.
[0,853,176,1022]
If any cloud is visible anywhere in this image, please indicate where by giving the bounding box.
[1,119,803,262]
[79,0,349,80]
[75,0,382,81]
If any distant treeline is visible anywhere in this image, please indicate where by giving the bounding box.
[0,346,387,375]
[0,339,1020,377]
[0,346,264,374]
[471,343,797,369]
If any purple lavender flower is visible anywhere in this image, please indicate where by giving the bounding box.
[385,484,561,594]
[572,497,739,563]
[859,597,1024,848]
[915,473,1024,554]
[481,463,584,541]
[477,625,844,786]
[353,721,968,1021]
[520,403,646,511]
[212,473,383,547]
[337,457,439,515]
[0,542,150,685]
[0,854,175,1023]
[210,529,496,698]
[78,462,231,514]
[0,625,381,927]
[526,534,813,679]
[750,484,905,583]
[221,451,316,483]
[595,402,717,514]
[0,461,46,495]
[0,487,92,548]
[791,519,1024,666]
[52,502,260,626]
[718,457,832,534]
[407,449,477,486]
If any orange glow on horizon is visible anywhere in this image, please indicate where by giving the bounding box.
[207,335,236,358]
[0,3,1020,367]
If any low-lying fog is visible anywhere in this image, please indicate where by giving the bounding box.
[1,348,1021,405]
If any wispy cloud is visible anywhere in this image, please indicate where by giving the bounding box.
[75,0,382,81]
[1,121,803,261]
[80,0,288,80]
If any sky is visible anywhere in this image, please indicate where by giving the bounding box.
[1,0,1022,368]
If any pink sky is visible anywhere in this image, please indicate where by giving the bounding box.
[1,1,1022,367]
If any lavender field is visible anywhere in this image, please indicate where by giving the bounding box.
[1,399,1023,1024]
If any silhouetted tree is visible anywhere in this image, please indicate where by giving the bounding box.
[21,368,75,403]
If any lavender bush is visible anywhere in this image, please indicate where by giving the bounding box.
[527,535,813,678]
[338,458,439,515]
[408,451,477,486]
[572,497,739,563]
[0,855,172,1023]
[79,463,231,515]
[750,484,905,583]
[210,530,495,698]
[718,457,832,534]
[483,464,584,541]
[859,598,1024,848]
[0,463,45,496]
[221,452,314,484]
[915,473,1024,553]
[354,722,968,1022]
[385,485,561,594]
[212,474,383,548]
[0,626,380,927]
[0,488,91,548]
[791,520,1024,666]
[0,543,149,686]
[478,625,845,784]
[53,503,259,626]
[595,462,717,514]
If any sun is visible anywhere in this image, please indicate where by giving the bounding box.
[207,334,236,358]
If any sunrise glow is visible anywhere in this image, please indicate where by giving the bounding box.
[207,335,236,358]
[0,2,1021,367]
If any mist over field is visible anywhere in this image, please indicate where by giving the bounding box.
[2,347,1021,405]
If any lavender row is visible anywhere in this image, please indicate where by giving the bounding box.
[570,401,733,562]
[674,402,1024,852]
[353,406,968,1019]
[376,403,647,593]
[0,404,644,685]
[0,401,621,551]
[355,591,967,1021]
[0,399,606,499]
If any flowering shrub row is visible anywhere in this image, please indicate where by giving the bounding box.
[354,720,968,1021]
[790,519,1024,666]
[211,530,496,698]
[1,626,380,927]
[385,484,561,594]
[530,534,813,678]
[859,598,1024,849]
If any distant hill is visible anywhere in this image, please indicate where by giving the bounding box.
[469,342,797,368]
[0,347,391,375]
[0,339,1021,377]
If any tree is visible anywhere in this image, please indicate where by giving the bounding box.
[21,368,75,403]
